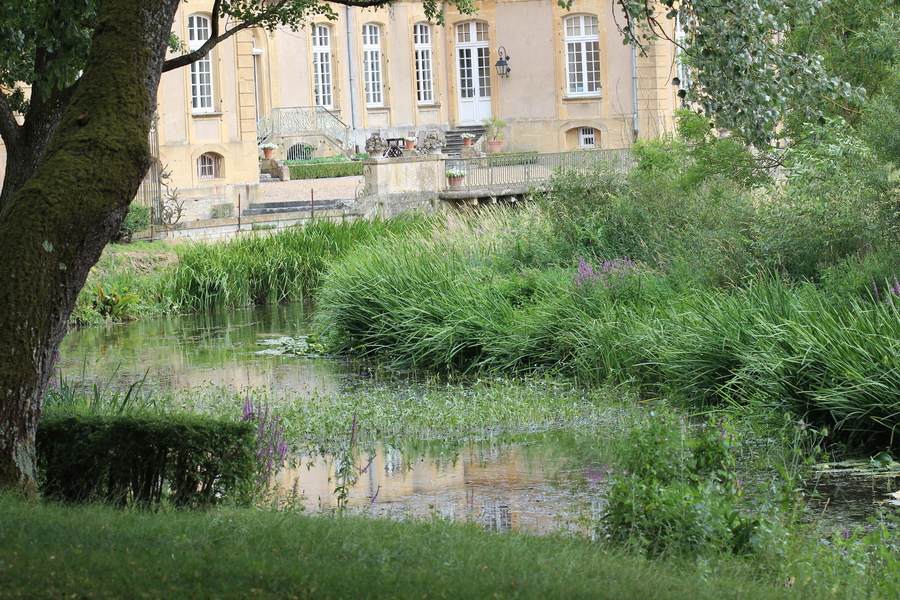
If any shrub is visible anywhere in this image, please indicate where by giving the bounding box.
[289,161,364,179]
[602,410,758,556]
[211,203,234,219]
[485,151,539,167]
[37,413,256,507]
[115,204,151,243]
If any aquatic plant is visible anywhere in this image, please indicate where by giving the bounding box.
[240,396,289,491]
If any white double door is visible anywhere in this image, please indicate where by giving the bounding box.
[456,22,492,125]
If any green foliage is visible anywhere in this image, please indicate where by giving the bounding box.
[90,284,140,321]
[859,65,900,170]
[37,413,256,507]
[618,0,860,145]
[484,151,539,166]
[314,200,900,451]
[167,216,427,312]
[114,203,151,243]
[46,368,156,416]
[288,161,364,180]
[284,154,350,165]
[538,161,630,253]
[785,0,900,123]
[210,203,234,219]
[481,116,507,141]
[820,249,900,299]
[0,494,833,600]
[0,0,97,110]
[603,409,758,556]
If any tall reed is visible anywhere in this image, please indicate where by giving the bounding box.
[315,206,900,450]
[165,217,428,312]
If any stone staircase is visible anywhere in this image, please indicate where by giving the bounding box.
[444,126,485,156]
[242,197,348,216]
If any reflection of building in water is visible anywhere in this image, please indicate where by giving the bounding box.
[276,440,610,534]
[384,446,404,476]
[482,501,512,532]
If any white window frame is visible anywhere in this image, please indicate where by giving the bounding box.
[312,24,334,108]
[564,15,601,97]
[413,23,434,104]
[362,24,384,107]
[579,127,596,149]
[197,152,222,179]
[188,14,215,113]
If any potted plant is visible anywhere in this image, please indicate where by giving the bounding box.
[446,169,466,189]
[481,117,506,153]
[404,136,417,150]
[260,143,277,159]
[460,132,476,146]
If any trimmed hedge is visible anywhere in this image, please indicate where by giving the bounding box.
[285,156,350,166]
[485,151,539,167]
[37,414,256,508]
[289,162,364,180]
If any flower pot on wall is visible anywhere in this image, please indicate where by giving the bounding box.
[447,176,464,189]
[487,140,503,153]
[406,140,416,150]
[263,149,274,159]
[463,138,473,146]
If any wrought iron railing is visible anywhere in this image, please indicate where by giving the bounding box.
[444,148,635,191]
[135,114,163,225]
[257,106,352,151]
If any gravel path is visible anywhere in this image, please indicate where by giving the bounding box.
[259,176,364,203]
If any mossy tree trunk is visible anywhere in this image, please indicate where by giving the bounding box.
[0,0,181,494]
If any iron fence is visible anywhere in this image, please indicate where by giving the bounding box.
[444,148,635,191]
[135,114,163,224]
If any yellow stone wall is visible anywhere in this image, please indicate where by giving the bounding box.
[0,1,680,211]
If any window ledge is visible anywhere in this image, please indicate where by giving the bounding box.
[417,102,441,108]
[562,94,602,102]
[192,111,223,118]
[366,105,391,112]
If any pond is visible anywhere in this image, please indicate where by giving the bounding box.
[59,304,899,533]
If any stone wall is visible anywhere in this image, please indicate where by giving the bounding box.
[355,154,448,218]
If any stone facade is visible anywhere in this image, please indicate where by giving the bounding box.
[0,1,681,232]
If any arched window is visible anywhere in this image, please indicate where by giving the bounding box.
[362,24,384,107]
[564,15,600,96]
[312,24,334,108]
[197,152,222,179]
[188,14,215,113]
[413,23,434,104]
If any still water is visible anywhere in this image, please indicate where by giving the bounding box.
[59,304,898,532]
[59,303,347,396]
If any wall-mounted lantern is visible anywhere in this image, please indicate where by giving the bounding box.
[495,46,511,78]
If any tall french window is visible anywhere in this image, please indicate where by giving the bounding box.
[564,15,601,96]
[188,14,214,112]
[362,24,384,107]
[413,23,434,104]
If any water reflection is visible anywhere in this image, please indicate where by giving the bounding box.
[59,306,900,534]
[59,303,348,395]
[277,437,610,534]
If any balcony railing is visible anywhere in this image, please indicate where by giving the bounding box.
[444,148,635,191]
[257,106,352,151]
